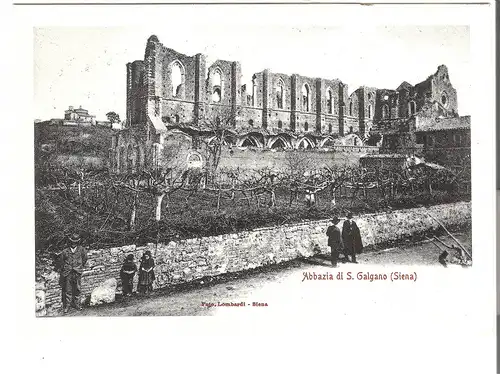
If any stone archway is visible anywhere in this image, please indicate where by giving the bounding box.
[319,136,337,148]
[186,152,203,169]
[270,138,286,149]
[342,133,364,146]
[296,137,315,150]
[241,137,258,147]
[127,144,136,173]
[268,135,292,150]
[237,133,265,148]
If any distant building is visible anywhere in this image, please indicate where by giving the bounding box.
[37,106,110,128]
[414,115,471,166]
[63,106,96,126]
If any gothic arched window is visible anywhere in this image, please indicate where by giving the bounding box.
[171,61,184,98]
[252,75,257,107]
[276,80,284,109]
[327,89,333,114]
[212,69,222,103]
[302,84,310,112]
[382,104,390,119]
[408,101,416,117]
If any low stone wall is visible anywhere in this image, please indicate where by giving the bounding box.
[36,201,471,316]
[217,146,378,173]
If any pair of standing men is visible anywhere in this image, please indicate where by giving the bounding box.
[326,212,363,267]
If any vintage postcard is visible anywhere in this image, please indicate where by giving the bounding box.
[8,1,497,373]
[34,24,475,316]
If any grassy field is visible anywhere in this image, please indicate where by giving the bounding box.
[35,179,470,273]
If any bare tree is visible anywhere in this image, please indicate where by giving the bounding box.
[322,165,351,206]
[283,151,314,180]
[112,141,190,223]
[254,168,282,208]
[143,143,190,221]
[200,107,240,182]
[112,171,143,230]
[282,151,315,206]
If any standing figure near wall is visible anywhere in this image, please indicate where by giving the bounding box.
[57,232,88,313]
[326,216,344,267]
[342,212,363,263]
[120,254,137,297]
[137,251,155,295]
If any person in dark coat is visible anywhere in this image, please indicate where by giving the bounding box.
[120,254,137,297]
[326,216,343,267]
[342,212,363,263]
[137,250,155,295]
[58,232,88,313]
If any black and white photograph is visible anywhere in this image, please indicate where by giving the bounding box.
[34,24,473,317]
[5,1,496,374]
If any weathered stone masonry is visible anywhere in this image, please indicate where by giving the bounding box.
[126,35,459,139]
[36,201,471,316]
[111,34,468,175]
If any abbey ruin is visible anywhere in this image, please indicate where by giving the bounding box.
[110,35,469,174]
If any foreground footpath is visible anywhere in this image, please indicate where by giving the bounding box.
[65,231,471,317]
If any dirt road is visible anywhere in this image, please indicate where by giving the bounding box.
[67,231,471,317]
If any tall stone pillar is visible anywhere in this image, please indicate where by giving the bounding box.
[315,78,323,133]
[144,35,160,125]
[290,74,298,132]
[338,82,346,136]
[126,63,132,128]
[358,88,365,136]
[262,69,271,130]
[231,61,242,127]
[194,53,207,125]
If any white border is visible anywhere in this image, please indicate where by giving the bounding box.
[3,2,496,373]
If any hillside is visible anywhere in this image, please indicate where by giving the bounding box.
[35,123,117,170]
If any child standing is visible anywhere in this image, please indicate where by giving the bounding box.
[120,254,137,297]
[137,250,155,295]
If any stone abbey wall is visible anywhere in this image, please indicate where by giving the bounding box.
[110,125,377,175]
[217,146,379,173]
[36,201,471,316]
[126,36,458,140]
[111,36,467,177]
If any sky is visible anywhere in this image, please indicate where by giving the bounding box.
[34,25,470,122]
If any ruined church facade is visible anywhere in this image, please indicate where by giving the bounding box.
[110,35,462,174]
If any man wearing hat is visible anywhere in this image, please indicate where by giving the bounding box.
[342,212,363,263]
[326,216,343,267]
[58,232,88,313]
